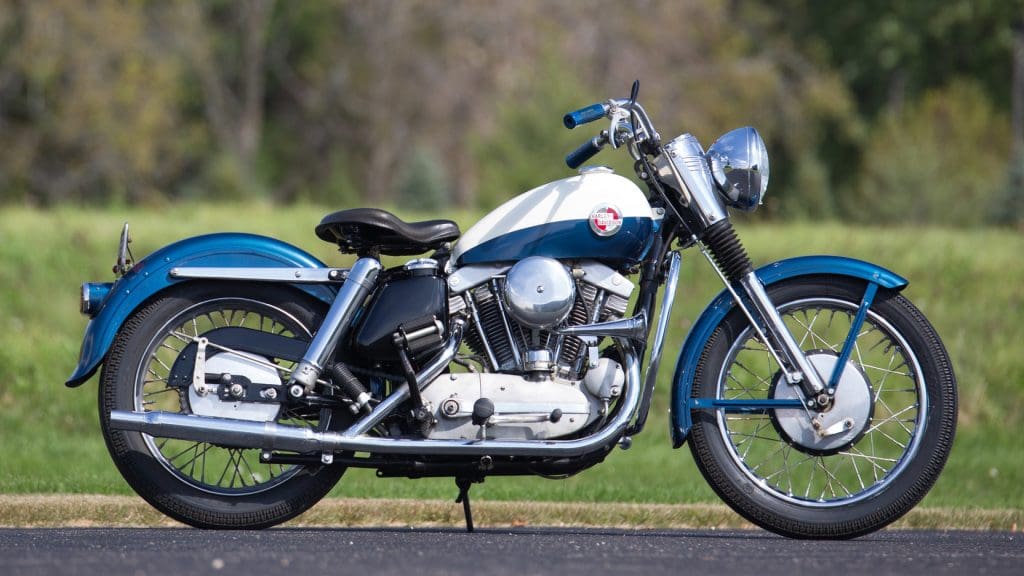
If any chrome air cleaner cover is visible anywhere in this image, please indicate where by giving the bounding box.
[503,256,576,329]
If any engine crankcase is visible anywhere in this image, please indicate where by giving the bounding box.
[420,373,601,440]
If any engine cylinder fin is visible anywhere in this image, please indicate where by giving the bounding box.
[557,288,593,368]
[602,294,629,321]
[468,285,517,371]
[448,293,467,316]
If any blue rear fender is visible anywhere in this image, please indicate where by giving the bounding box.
[66,233,336,387]
[668,255,909,447]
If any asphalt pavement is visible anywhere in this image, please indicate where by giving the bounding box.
[0,527,1019,576]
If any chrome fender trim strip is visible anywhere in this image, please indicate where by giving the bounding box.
[170,267,348,284]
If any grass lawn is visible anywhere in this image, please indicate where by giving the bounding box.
[0,203,1020,510]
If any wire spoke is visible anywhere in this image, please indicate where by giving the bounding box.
[182,443,215,476]
[729,431,784,444]
[231,449,248,488]
[865,403,918,437]
[165,441,203,464]
[159,342,183,354]
[143,387,177,398]
[840,447,898,465]
[748,442,791,474]
[725,369,769,399]
[849,450,866,491]
[153,356,173,374]
[790,312,839,351]
[146,368,168,382]
[819,457,852,498]
[796,308,822,347]
[875,397,917,436]
[237,451,262,485]
[729,360,773,389]
[218,447,242,488]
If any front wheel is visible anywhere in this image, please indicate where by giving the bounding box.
[99,282,348,529]
[688,276,956,539]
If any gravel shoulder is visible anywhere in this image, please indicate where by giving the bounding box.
[1,495,1020,531]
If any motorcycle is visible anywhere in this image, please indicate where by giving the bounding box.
[68,82,956,539]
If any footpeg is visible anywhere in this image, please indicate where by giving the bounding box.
[328,363,372,415]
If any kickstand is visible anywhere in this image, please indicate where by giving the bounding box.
[455,477,475,532]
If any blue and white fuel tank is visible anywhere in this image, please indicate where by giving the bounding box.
[452,168,659,266]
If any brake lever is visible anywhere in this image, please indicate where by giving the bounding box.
[607,106,633,149]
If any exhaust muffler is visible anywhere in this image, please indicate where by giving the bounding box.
[110,410,341,453]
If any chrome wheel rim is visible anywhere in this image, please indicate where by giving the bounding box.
[133,297,322,496]
[716,296,927,507]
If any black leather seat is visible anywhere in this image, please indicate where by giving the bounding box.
[315,208,460,256]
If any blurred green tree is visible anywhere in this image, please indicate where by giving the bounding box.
[397,147,452,211]
[848,81,1010,226]
[0,1,199,204]
[471,51,603,210]
[768,0,1024,224]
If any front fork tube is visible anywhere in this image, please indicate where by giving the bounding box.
[289,257,383,392]
[737,271,828,404]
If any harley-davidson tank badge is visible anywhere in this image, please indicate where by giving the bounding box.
[589,204,623,237]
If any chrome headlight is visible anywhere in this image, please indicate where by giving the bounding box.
[706,126,769,211]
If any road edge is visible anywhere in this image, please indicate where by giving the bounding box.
[0,495,1019,531]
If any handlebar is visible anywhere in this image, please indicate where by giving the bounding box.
[562,92,661,170]
[565,134,608,169]
[563,103,608,129]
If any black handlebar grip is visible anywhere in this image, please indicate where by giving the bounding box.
[563,103,607,129]
[566,136,605,169]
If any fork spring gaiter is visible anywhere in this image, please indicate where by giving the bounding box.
[702,220,753,284]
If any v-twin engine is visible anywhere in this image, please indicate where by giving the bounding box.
[424,259,632,441]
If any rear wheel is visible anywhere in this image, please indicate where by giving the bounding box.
[99,283,347,529]
[688,276,957,538]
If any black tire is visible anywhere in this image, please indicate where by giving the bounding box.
[99,282,347,529]
[688,275,956,539]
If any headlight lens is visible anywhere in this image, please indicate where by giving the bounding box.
[706,126,769,211]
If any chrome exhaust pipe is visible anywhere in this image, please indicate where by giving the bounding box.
[110,410,332,453]
[556,315,647,341]
[109,341,641,458]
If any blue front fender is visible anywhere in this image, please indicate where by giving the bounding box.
[66,233,336,387]
[669,255,908,447]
